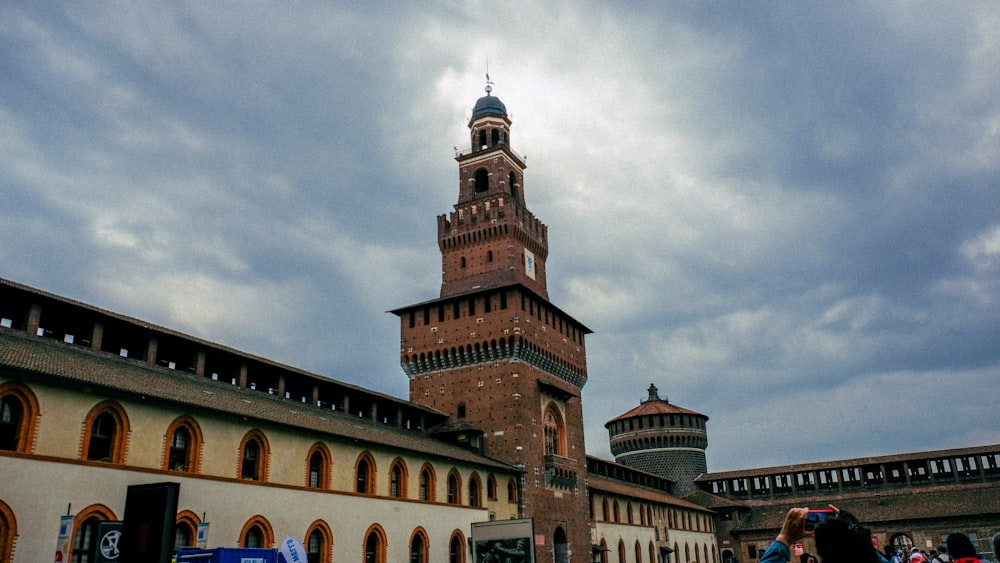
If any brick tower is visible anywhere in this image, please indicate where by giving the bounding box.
[606,384,709,496]
[391,83,593,563]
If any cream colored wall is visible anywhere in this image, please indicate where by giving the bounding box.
[0,456,490,563]
[1,376,521,562]
[590,490,719,563]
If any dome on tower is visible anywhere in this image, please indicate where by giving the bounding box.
[471,94,508,119]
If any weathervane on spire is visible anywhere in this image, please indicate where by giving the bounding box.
[485,60,494,96]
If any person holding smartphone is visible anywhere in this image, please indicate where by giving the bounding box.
[759,506,886,563]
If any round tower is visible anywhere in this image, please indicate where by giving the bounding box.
[605,384,709,496]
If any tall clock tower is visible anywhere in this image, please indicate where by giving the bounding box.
[392,83,593,563]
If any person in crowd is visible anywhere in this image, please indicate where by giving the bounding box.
[801,553,819,563]
[930,543,951,563]
[886,545,903,563]
[758,507,884,563]
[946,532,985,563]
[993,533,1000,561]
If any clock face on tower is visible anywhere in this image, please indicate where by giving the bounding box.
[524,249,536,280]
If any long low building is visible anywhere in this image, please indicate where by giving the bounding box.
[0,277,521,563]
[691,445,1000,562]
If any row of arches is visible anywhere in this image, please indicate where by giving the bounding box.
[596,538,717,563]
[403,336,518,374]
[611,432,709,455]
[0,382,516,507]
[0,499,469,563]
[472,167,519,200]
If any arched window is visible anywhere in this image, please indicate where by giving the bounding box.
[305,520,333,563]
[507,478,517,503]
[447,470,461,504]
[419,464,436,501]
[306,443,331,489]
[635,540,643,563]
[449,531,466,563]
[0,382,38,453]
[410,528,429,563]
[474,168,489,193]
[617,540,626,563]
[71,504,116,563]
[364,525,386,563]
[649,541,656,563]
[164,416,202,473]
[0,500,16,563]
[613,500,620,523]
[239,430,269,481]
[602,499,610,521]
[508,172,518,201]
[240,515,274,549]
[82,400,129,463]
[174,510,200,552]
[487,474,497,500]
[477,130,487,149]
[390,458,408,498]
[599,539,609,563]
[491,129,500,146]
[627,502,634,524]
[468,473,481,507]
[543,404,566,457]
[356,452,376,494]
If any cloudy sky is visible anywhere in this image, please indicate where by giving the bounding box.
[2,2,998,472]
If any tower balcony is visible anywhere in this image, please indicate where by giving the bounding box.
[544,453,579,491]
[455,140,525,164]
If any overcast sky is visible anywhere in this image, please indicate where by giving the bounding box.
[3,2,998,472]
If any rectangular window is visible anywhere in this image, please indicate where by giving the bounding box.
[469,299,476,316]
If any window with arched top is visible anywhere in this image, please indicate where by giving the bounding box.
[491,129,500,146]
[356,452,376,494]
[449,531,466,563]
[239,430,269,481]
[410,528,429,563]
[0,500,16,563]
[477,130,487,149]
[507,478,517,503]
[390,458,408,498]
[174,510,200,552]
[164,415,203,473]
[468,473,482,507]
[307,442,331,489]
[487,474,497,500]
[82,400,129,463]
[447,470,461,504]
[419,464,436,501]
[613,500,621,523]
[618,540,626,563]
[70,504,116,563]
[240,515,274,548]
[635,540,643,563]
[364,525,386,563]
[0,382,38,453]
[508,172,518,200]
[649,541,656,563]
[543,404,566,457]
[305,520,333,563]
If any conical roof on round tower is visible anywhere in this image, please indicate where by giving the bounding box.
[605,383,708,427]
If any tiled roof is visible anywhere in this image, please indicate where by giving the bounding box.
[587,473,712,512]
[730,483,1000,532]
[606,398,706,425]
[0,329,514,470]
[683,489,749,511]
[697,444,1000,481]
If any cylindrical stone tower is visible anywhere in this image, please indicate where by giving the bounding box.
[605,383,709,496]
